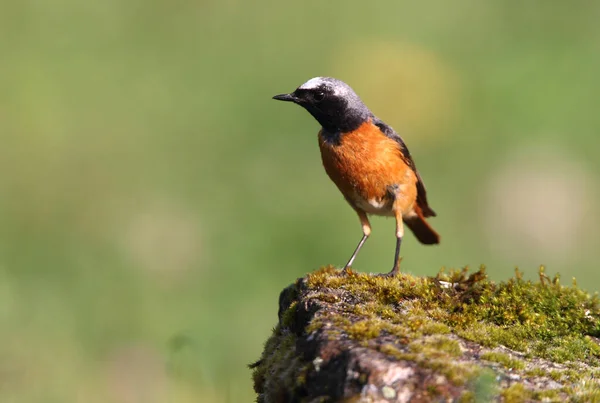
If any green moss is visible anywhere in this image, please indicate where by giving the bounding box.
[525,367,546,377]
[531,335,600,364]
[252,325,300,398]
[532,389,562,400]
[458,391,475,403]
[379,344,417,362]
[573,388,600,401]
[501,383,532,402]
[380,340,477,386]
[303,265,600,364]
[429,336,462,356]
[346,318,382,340]
[470,369,498,402]
[254,265,600,401]
[562,369,582,382]
[425,359,479,386]
[280,301,298,328]
[421,321,451,335]
[480,351,525,370]
[313,292,339,303]
[410,335,462,357]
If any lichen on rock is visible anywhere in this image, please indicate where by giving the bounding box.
[251,266,600,402]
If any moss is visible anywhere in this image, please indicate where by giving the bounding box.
[346,318,382,340]
[532,389,562,400]
[425,359,479,386]
[525,367,546,377]
[303,265,600,364]
[562,369,582,382]
[426,336,463,357]
[252,326,300,399]
[253,265,600,401]
[501,383,532,402]
[379,344,417,362]
[409,335,462,358]
[573,387,600,401]
[313,292,339,304]
[458,390,475,403]
[421,321,451,335]
[480,351,525,370]
[280,301,298,328]
[470,369,498,402]
[531,335,600,364]
[384,339,476,386]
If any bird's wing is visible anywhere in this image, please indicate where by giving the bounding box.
[373,118,436,217]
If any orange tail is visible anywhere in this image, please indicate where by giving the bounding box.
[404,210,440,245]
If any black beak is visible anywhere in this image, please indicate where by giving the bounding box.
[272,93,297,102]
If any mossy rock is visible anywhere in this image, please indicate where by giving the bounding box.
[251,266,600,402]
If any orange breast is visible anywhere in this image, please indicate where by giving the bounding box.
[318,121,418,216]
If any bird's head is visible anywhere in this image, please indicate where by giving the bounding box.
[273,77,371,133]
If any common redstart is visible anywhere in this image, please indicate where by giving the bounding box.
[273,77,439,276]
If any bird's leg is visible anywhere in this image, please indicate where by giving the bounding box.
[342,210,371,274]
[384,213,404,277]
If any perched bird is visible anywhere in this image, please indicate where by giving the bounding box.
[273,77,439,276]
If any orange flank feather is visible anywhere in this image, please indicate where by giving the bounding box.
[318,120,439,244]
[319,121,417,215]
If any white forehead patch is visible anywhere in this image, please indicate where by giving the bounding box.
[298,77,352,97]
[299,77,326,90]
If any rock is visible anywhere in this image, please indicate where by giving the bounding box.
[251,266,600,402]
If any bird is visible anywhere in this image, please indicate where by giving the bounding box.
[273,77,439,276]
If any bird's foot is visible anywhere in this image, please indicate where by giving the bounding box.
[377,258,402,278]
[340,265,353,276]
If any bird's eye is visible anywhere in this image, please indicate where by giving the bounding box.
[314,91,325,102]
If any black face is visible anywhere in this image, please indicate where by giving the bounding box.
[273,83,370,134]
[292,86,329,105]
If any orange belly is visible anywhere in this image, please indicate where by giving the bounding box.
[318,121,418,217]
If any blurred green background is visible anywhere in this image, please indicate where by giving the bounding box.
[1,1,600,401]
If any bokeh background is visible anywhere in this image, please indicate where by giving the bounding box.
[1,1,600,401]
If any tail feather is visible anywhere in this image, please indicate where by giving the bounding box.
[404,209,440,245]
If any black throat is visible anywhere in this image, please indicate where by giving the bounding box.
[319,128,342,145]
[304,104,371,144]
